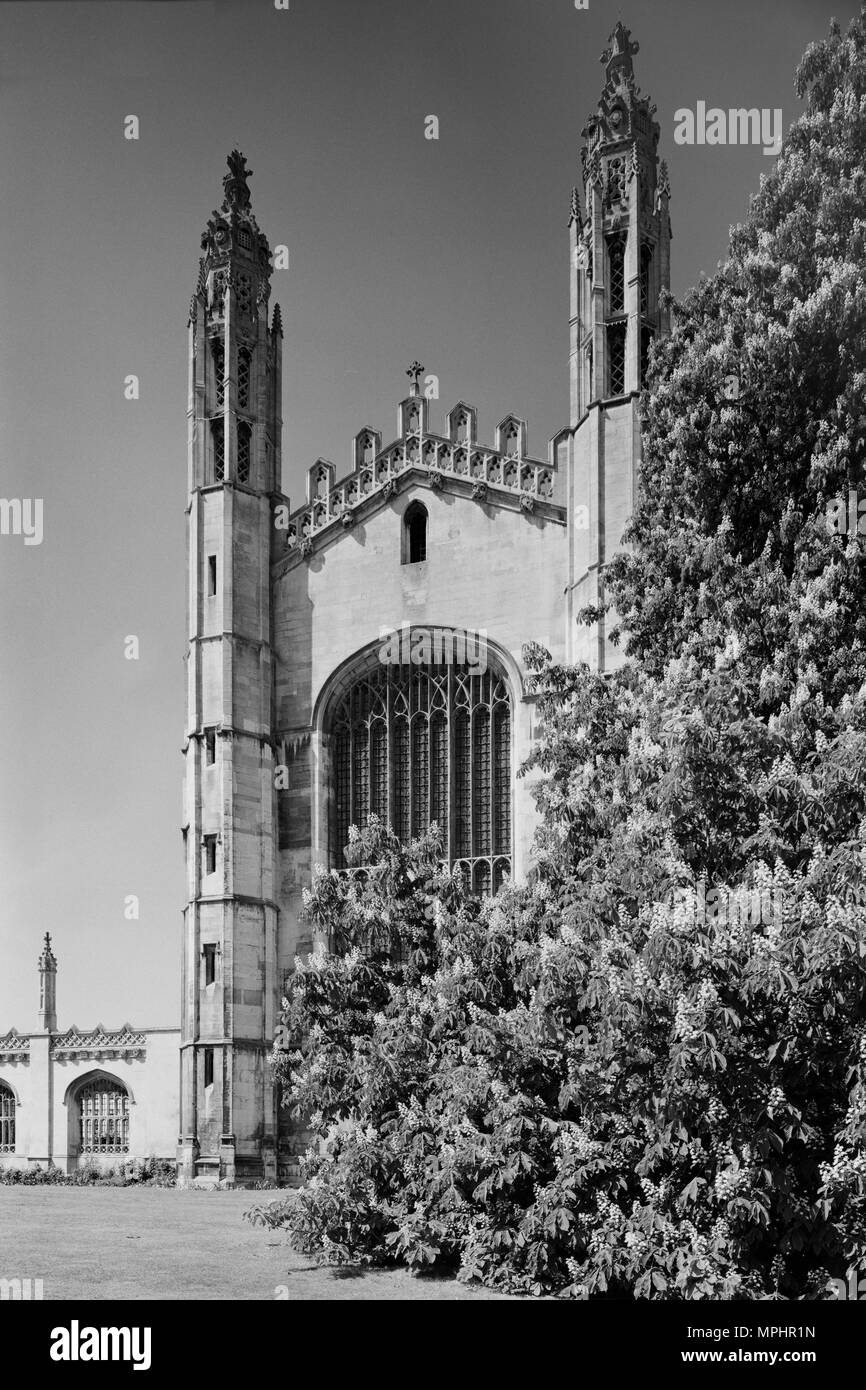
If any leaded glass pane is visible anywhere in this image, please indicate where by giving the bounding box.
[237,421,251,484]
[608,236,625,313]
[472,708,491,855]
[430,710,449,834]
[79,1079,129,1154]
[608,323,626,396]
[0,1083,14,1151]
[454,711,471,857]
[640,243,653,317]
[238,346,251,410]
[212,341,225,409]
[493,705,511,855]
[212,421,224,482]
[393,717,410,841]
[411,715,428,838]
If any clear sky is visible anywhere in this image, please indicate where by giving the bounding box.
[0,0,855,1029]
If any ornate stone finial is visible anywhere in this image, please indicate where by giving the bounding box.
[272,302,283,338]
[222,149,253,212]
[38,932,57,1031]
[406,361,424,397]
[38,933,56,970]
[601,22,639,78]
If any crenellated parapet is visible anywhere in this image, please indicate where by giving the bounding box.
[275,387,564,568]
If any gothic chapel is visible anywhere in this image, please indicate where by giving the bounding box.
[0,23,672,1184]
[178,22,671,1184]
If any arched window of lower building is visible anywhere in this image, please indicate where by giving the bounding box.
[78,1078,130,1155]
[0,1083,15,1152]
[327,646,512,892]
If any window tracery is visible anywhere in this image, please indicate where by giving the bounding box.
[329,657,512,892]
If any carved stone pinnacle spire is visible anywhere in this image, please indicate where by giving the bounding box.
[222,149,253,212]
[406,360,424,396]
[601,21,639,79]
[38,932,56,970]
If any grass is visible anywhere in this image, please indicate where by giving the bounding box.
[0,1188,516,1300]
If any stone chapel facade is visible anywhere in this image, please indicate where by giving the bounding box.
[0,24,672,1185]
[177,22,672,1186]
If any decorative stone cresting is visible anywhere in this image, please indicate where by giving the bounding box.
[50,1025,147,1061]
[0,1030,30,1059]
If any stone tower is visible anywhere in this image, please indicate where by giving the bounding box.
[179,152,283,1186]
[565,23,671,670]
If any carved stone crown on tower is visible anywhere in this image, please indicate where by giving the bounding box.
[580,22,659,185]
[199,150,270,269]
[191,150,282,335]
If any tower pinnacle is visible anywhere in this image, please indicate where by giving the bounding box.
[600,21,640,82]
[565,24,671,671]
[222,149,253,212]
[406,360,424,397]
[37,932,57,1032]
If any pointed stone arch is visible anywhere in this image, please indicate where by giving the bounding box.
[64,1069,134,1167]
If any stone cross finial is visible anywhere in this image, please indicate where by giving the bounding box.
[406,361,424,396]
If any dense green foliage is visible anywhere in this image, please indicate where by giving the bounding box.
[247,11,866,1297]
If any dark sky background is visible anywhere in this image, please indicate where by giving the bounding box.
[0,0,855,1026]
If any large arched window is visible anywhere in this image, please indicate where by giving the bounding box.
[78,1078,130,1155]
[327,646,512,894]
[0,1083,15,1152]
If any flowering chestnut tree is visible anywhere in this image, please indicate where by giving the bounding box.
[247,10,866,1297]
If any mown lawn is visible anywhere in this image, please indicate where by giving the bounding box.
[0,1188,516,1300]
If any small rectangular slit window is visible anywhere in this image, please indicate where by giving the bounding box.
[203,1048,214,1088]
[207,556,217,596]
[205,730,216,765]
[204,835,217,876]
[203,944,217,986]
